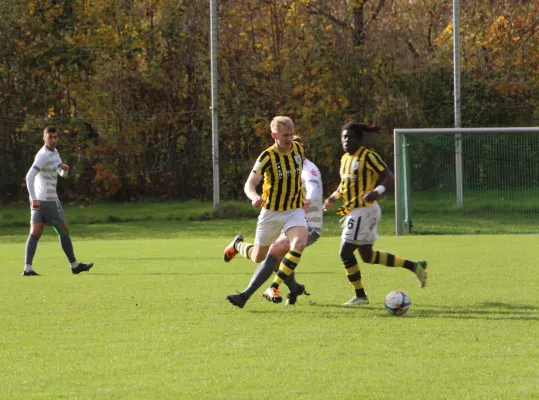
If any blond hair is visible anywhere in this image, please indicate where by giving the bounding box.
[270,116,294,134]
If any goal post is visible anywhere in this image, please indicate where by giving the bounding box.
[393,127,539,236]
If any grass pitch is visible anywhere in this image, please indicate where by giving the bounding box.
[0,203,538,399]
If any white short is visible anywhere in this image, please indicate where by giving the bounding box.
[255,208,308,246]
[341,203,381,245]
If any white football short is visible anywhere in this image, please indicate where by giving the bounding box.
[255,208,308,246]
[341,203,381,245]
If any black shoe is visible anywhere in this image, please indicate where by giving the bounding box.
[285,284,310,306]
[227,293,247,308]
[72,262,94,274]
[22,270,40,276]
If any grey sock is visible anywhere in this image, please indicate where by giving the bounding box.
[25,234,40,265]
[283,272,299,293]
[242,255,278,299]
[59,235,76,264]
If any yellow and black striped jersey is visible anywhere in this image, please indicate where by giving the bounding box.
[252,142,304,211]
[338,146,388,209]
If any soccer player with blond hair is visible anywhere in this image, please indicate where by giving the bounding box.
[223,116,309,306]
[225,135,324,307]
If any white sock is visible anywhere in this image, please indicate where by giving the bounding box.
[24,264,33,272]
[70,261,78,269]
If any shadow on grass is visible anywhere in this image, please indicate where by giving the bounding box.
[407,304,538,321]
[89,271,259,276]
[90,268,341,275]
[304,301,538,321]
[481,301,535,310]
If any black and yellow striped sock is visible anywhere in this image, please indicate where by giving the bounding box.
[343,256,366,297]
[237,241,254,261]
[271,248,303,288]
[370,251,415,270]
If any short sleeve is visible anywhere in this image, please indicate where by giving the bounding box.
[32,150,49,171]
[253,151,271,175]
[365,151,387,173]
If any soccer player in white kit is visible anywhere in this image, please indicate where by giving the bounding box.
[23,126,94,276]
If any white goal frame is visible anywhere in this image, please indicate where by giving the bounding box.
[393,127,539,236]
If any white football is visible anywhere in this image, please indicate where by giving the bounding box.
[384,290,411,316]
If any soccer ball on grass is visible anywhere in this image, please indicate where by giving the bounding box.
[384,290,411,316]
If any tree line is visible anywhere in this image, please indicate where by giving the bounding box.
[0,0,537,203]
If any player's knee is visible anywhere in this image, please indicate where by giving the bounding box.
[269,239,290,258]
[339,245,355,261]
[252,252,266,263]
[30,223,45,237]
[54,224,69,237]
[358,247,373,263]
[250,246,268,263]
[339,249,358,270]
[290,238,306,252]
[339,242,356,261]
[30,230,42,238]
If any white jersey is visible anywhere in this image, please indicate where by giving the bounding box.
[26,146,67,201]
[303,158,323,230]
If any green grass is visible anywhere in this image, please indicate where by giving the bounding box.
[0,200,260,227]
[403,189,539,234]
[0,202,538,399]
[2,194,537,236]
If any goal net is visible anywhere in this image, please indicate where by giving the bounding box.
[393,127,539,235]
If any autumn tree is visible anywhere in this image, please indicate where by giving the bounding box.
[0,0,537,202]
